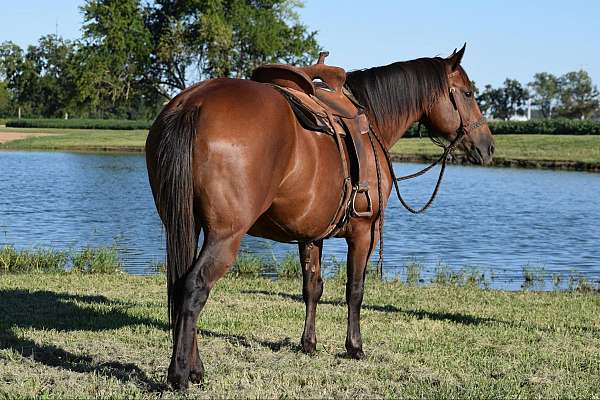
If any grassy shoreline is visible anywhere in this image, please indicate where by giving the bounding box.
[1,272,599,398]
[1,127,600,171]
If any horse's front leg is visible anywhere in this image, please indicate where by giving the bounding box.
[299,240,324,354]
[345,222,379,359]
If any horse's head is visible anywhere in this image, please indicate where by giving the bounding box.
[423,44,495,164]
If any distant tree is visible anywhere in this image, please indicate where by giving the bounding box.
[27,35,80,117]
[555,70,599,119]
[528,72,559,118]
[0,81,9,115]
[477,79,528,120]
[0,37,78,117]
[145,0,321,95]
[80,0,155,117]
[503,79,529,117]
[0,41,25,113]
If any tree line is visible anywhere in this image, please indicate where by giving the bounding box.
[476,70,599,120]
[0,0,320,119]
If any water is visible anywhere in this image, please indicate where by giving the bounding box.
[1,150,599,290]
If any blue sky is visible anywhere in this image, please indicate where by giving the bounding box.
[1,0,599,88]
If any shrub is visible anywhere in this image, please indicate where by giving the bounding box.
[405,259,423,286]
[405,118,600,137]
[277,253,302,279]
[5,118,151,130]
[72,247,122,274]
[231,252,263,277]
[522,265,545,290]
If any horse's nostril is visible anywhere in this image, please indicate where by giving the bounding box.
[488,143,495,156]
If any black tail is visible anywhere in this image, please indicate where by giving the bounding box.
[153,105,200,327]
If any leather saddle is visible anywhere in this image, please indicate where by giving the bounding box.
[251,52,374,233]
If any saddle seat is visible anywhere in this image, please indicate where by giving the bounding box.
[251,52,375,235]
[251,52,359,119]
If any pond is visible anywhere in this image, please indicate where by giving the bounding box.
[1,150,599,290]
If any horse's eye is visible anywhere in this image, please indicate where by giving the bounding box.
[465,91,473,98]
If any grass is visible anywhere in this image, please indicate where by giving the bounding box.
[0,246,68,273]
[2,126,600,167]
[0,127,147,151]
[71,247,123,274]
[0,245,121,274]
[1,272,599,398]
[392,134,600,164]
[231,251,264,277]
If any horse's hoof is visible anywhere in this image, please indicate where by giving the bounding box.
[346,348,365,360]
[168,368,190,391]
[189,370,204,385]
[189,361,205,385]
[301,339,317,354]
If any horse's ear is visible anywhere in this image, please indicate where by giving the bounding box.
[448,43,466,71]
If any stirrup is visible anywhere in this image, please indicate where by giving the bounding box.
[350,183,373,218]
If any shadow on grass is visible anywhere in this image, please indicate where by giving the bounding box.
[0,289,169,390]
[200,329,300,352]
[241,289,600,335]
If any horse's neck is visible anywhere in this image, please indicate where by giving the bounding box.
[374,110,423,150]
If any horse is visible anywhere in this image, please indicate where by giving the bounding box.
[145,44,495,389]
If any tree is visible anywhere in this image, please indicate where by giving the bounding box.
[528,72,559,118]
[145,0,321,95]
[477,79,528,120]
[80,0,155,117]
[0,37,78,117]
[0,41,25,114]
[555,70,599,119]
[0,81,9,116]
[503,79,529,118]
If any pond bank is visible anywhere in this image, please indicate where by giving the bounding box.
[1,273,599,398]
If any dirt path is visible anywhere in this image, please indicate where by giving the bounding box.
[0,132,56,144]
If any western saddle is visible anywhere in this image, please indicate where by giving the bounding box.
[251,52,374,239]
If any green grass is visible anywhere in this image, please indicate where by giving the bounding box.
[392,134,600,164]
[0,246,68,273]
[0,245,121,274]
[0,127,147,151]
[1,273,599,398]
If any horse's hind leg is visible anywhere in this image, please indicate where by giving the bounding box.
[299,240,323,354]
[168,230,245,389]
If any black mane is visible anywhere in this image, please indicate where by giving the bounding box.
[345,57,449,132]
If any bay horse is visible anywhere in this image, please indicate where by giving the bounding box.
[145,44,495,389]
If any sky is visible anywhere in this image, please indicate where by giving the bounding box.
[0,0,599,88]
